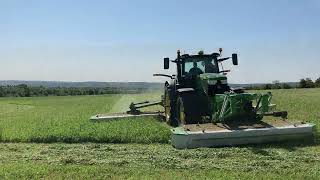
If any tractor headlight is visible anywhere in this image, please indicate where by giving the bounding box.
[208,80,217,85]
[221,80,228,84]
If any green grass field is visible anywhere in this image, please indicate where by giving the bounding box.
[0,93,170,143]
[0,88,319,179]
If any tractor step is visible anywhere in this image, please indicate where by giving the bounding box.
[90,112,163,121]
[171,120,316,149]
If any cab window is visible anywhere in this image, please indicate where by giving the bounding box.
[184,61,205,74]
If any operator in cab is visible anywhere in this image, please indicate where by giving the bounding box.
[204,60,219,73]
[189,61,203,76]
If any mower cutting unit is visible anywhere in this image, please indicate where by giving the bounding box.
[91,100,163,121]
[91,49,316,149]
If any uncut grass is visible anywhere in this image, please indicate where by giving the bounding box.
[251,88,320,127]
[0,93,170,143]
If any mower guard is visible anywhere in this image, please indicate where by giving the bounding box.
[171,121,316,149]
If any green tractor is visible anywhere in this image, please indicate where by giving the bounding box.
[158,50,287,127]
[91,49,315,149]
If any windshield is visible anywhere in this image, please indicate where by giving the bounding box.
[183,57,219,75]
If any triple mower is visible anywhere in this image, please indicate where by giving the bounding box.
[91,49,315,149]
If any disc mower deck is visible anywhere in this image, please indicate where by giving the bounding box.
[171,120,316,149]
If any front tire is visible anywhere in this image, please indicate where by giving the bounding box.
[176,97,196,126]
[176,97,186,126]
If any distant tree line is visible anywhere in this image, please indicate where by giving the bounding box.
[298,78,320,88]
[244,77,320,90]
[0,84,151,97]
[0,77,319,97]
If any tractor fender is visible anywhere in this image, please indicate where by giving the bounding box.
[165,81,177,100]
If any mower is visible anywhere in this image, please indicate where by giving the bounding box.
[91,49,315,149]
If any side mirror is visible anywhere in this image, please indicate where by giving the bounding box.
[232,53,238,65]
[164,58,170,69]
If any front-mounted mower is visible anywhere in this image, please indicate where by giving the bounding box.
[91,49,315,149]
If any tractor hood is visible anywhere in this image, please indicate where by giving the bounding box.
[199,73,228,85]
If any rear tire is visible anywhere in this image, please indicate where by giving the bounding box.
[176,97,194,126]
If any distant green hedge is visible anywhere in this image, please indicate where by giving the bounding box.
[0,84,150,97]
[245,77,320,90]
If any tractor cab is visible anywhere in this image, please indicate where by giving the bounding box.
[181,53,220,76]
[164,50,238,96]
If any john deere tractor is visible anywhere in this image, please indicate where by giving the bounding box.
[157,50,287,127]
[91,49,315,149]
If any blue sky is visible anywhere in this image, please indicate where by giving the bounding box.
[1,0,319,83]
